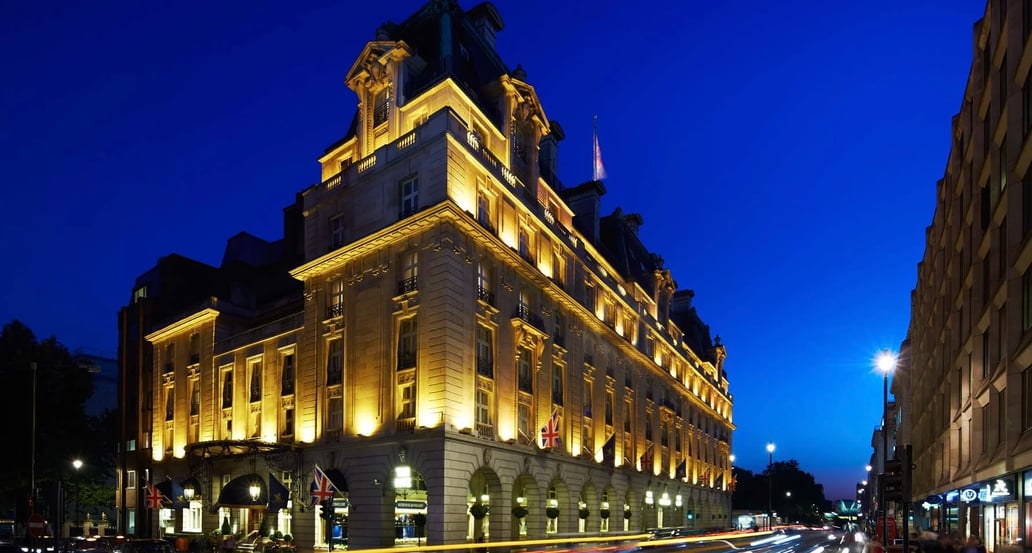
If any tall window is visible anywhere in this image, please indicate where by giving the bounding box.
[518,227,531,261]
[189,333,200,365]
[327,396,343,432]
[999,218,1008,280]
[282,408,294,437]
[399,250,418,294]
[551,365,564,406]
[518,400,532,444]
[397,317,418,370]
[330,215,345,250]
[164,343,175,374]
[249,360,262,403]
[476,325,494,377]
[400,176,419,217]
[327,339,343,386]
[982,402,992,452]
[281,353,295,396]
[399,380,416,420]
[997,389,1006,449]
[222,370,233,409]
[476,380,493,428]
[373,86,391,126]
[583,380,593,418]
[1025,72,1032,136]
[1023,367,1032,431]
[605,391,614,426]
[515,349,533,393]
[189,379,199,416]
[1023,268,1032,330]
[1024,172,1032,237]
[328,279,345,318]
[477,192,494,231]
[164,387,174,421]
[477,261,494,304]
[511,124,526,162]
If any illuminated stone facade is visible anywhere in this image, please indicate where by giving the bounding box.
[118,1,733,548]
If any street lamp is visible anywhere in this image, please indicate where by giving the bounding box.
[72,458,83,531]
[766,442,775,530]
[876,350,897,548]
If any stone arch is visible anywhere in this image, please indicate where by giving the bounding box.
[599,483,618,533]
[510,473,540,539]
[577,481,598,533]
[544,476,570,535]
[467,466,503,541]
[623,488,639,532]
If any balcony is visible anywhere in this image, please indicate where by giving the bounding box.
[326,302,344,319]
[397,418,416,433]
[476,422,495,441]
[397,277,418,295]
[477,286,495,306]
[512,302,545,331]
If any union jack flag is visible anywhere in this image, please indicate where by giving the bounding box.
[639,443,654,471]
[539,410,561,449]
[145,482,166,509]
[310,464,337,506]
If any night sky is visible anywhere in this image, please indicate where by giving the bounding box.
[0,0,986,500]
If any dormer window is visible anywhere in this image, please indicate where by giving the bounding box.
[373,86,391,126]
[511,125,526,162]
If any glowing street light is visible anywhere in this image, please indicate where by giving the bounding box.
[875,350,897,548]
[766,442,775,529]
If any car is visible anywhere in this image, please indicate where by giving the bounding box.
[120,541,173,553]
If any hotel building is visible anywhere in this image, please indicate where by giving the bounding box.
[116,1,734,548]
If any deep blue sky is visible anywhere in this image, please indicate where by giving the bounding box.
[1,0,985,499]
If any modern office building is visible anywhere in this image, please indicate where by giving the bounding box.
[900,0,1032,548]
[116,1,734,548]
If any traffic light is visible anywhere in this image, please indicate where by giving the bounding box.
[320,499,335,520]
[883,459,903,503]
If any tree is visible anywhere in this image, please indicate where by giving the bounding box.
[731,459,831,525]
[0,320,113,522]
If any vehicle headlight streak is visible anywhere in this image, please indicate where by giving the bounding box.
[750,534,802,547]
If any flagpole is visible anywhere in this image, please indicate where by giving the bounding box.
[592,115,598,181]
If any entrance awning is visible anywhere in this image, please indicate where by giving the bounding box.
[216,473,268,508]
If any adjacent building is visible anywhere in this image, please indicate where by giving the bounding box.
[116,1,734,547]
[899,0,1032,549]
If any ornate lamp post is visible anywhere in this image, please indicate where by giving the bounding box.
[876,350,897,548]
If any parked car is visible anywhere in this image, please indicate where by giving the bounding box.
[120,541,173,553]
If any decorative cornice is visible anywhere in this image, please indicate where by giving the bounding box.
[145,308,220,343]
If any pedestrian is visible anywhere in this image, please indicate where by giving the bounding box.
[960,536,986,553]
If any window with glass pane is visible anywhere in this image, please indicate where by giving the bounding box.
[250,360,262,403]
[400,381,416,419]
[1023,367,1032,431]
[283,408,294,437]
[373,86,390,126]
[551,365,563,405]
[328,396,342,431]
[518,348,533,393]
[399,250,418,294]
[476,385,492,426]
[583,380,592,418]
[518,402,531,442]
[605,392,614,425]
[330,215,345,250]
[281,353,295,395]
[222,370,233,408]
[165,387,174,421]
[327,339,343,386]
[476,325,493,377]
[397,317,417,370]
[190,380,199,415]
[400,176,419,216]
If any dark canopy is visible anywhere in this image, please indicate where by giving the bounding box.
[216,473,268,508]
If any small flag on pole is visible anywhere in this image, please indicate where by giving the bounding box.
[675,459,687,480]
[310,464,337,506]
[539,410,562,449]
[145,482,166,510]
[593,115,607,181]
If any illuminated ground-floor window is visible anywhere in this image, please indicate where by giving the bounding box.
[158,508,174,536]
[183,502,203,533]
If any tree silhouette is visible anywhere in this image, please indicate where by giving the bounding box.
[731,459,831,525]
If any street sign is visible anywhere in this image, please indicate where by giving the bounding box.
[28,513,45,537]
